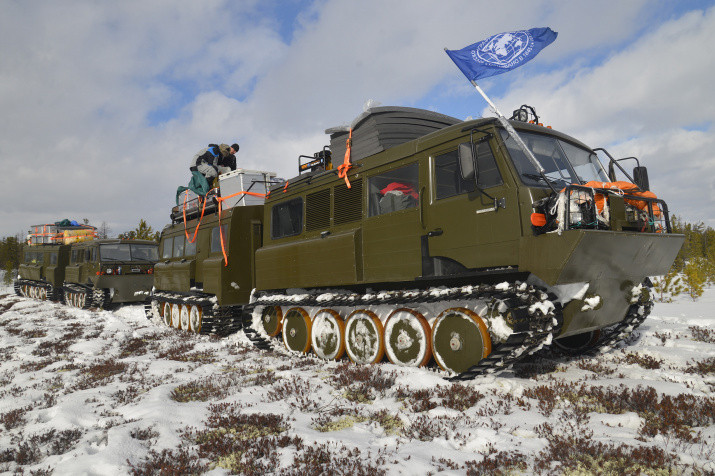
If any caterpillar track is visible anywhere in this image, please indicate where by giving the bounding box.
[14,279,61,302]
[241,281,563,380]
[145,291,244,337]
[533,280,654,361]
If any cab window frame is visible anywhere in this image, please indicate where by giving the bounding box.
[367,162,420,217]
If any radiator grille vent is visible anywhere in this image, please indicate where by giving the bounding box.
[305,189,331,231]
[333,179,363,225]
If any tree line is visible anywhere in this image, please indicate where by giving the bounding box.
[1,216,713,300]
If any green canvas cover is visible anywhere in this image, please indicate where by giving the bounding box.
[176,171,210,205]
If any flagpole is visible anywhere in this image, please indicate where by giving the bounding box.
[470,80,546,175]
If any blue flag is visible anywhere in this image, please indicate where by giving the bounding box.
[446,27,557,82]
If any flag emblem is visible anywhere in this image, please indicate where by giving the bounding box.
[446,27,557,81]
[473,31,532,68]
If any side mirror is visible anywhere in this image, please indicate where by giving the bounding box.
[458,143,476,181]
[633,166,650,191]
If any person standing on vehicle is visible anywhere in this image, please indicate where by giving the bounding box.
[189,144,222,181]
[217,143,239,175]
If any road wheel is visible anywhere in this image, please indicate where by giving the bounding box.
[345,309,384,365]
[282,307,312,353]
[384,308,432,367]
[311,308,345,361]
[260,306,283,337]
[189,305,203,333]
[162,302,172,327]
[180,305,190,330]
[432,307,491,374]
[171,304,181,329]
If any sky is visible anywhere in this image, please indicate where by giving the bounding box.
[1,0,713,238]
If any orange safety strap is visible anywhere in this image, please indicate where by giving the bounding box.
[213,190,268,267]
[337,128,353,188]
[283,181,290,193]
[182,189,214,244]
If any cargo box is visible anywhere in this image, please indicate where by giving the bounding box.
[219,169,277,209]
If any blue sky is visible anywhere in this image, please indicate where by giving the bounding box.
[1,0,713,238]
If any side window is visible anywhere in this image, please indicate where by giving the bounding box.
[368,163,419,217]
[24,252,32,264]
[271,198,303,239]
[172,235,185,258]
[161,237,174,259]
[71,249,78,263]
[50,252,58,265]
[211,225,228,253]
[184,236,197,256]
[91,247,97,262]
[85,249,91,261]
[434,146,476,199]
[475,141,502,189]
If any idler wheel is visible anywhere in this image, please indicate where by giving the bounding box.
[384,308,432,367]
[162,302,172,327]
[282,307,312,353]
[553,330,602,355]
[261,306,283,337]
[345,309,385,365]
[189,305,203,333]
[38,287,47,300]
[180,305,190,330]
[432,307,492,374]
[310,309,346,361]
[171,303,182,328]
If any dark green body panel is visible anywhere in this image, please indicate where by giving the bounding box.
[64,239,157,303]
[154,205,264,306]
[520,230,684,336]
[251,117,684,338]
[18,244,70,286]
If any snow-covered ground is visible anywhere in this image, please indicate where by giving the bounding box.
[1,283,713,475]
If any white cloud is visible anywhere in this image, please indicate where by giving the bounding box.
[0,0,711,238]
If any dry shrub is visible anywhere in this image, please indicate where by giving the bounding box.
[129,448,208,476]
[5,428,83,465]
[405,414,464,442]
[1,406,29,430]
[182,402,302,474]
[437,384,484,411]
[464,443,528,475]
[285,442,387,476]
[690,325,715,344]
[170,377,230,403]
[524,382,715,443]
[266,375,319,412]
[329,362,396,403]
[619,351,664,369]
[76,359,128,390]
[395,386,437,413]
[157,341,216,363]
[21,329,47,339]
[576,358,616,376]
[534,422,679,474]
[685,356,715,376]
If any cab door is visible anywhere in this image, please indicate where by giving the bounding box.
[362,161,423,282]
[423,137,521,274]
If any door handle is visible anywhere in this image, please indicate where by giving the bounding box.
[428,228,443,237]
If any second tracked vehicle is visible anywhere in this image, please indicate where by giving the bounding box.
[148,106,684,379]
[16,224,159,309]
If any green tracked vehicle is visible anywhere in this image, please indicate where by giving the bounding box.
[148,106,684,379]
[62,239,158,309]
[15,224,158,309]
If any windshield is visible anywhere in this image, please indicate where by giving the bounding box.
[100,243,158,261]
[500,130,609,188]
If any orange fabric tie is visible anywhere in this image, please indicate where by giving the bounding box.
[337,128,353,188]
